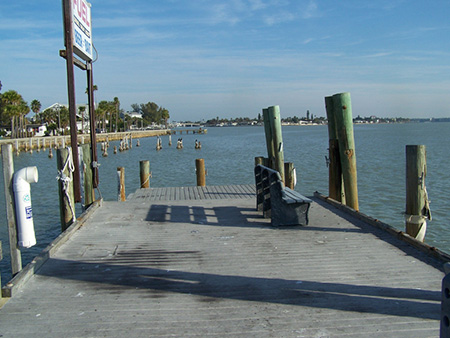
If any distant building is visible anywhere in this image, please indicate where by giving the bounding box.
[123,111,143,119]
[44,103,91,118]
[27,124,47,137]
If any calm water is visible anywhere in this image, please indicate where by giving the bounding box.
[1,123,449,284]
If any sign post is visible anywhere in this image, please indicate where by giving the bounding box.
[62,0,97,202]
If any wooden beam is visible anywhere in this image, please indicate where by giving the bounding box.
[59,50,87,70]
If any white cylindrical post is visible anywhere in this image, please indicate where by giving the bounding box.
[13,166,39,248]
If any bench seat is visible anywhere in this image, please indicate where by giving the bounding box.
[255,164,312,226]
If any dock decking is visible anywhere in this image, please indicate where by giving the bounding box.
[0,185,445,337]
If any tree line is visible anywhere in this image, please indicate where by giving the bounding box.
[131,102,170,128]
[0,81,170,137]
[0,81,42,138]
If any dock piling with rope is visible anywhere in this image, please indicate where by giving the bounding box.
[405,145,431,242]
[56,147,76,231]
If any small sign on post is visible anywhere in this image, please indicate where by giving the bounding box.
[71,0,93,61]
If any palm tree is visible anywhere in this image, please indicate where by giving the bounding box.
[97,100,109,132]
[40,108,58,135]
[113,97,120,132]
[31,99,41,123]
[59,106,70,134]
[160,108,170,129]
[78,105,86,133]
[1,90,29,138]
[85,84,98,112]
[85,84,98,95]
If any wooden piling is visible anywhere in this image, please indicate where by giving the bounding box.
[284,162,295,189]
[57,148,75,231]
[1,144,22,275]
[262,108,275,167]
[405,145,430,241]
[140,160,150,189]
[268,106,285,183]
[195,159,206,186]
[332,93,359,211]
[117,167,126,201]
[81,144,95,207]
[254,156,266,166]
[325,96,344,203]
[0,241,2,294]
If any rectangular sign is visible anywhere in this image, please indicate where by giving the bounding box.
[72,0,93,61]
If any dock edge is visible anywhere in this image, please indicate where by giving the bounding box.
[1,199,103,299]
[314,191,450,267]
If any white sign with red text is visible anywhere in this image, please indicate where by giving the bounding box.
[72,0,93,61]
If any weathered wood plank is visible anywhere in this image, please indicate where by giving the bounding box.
[0,193,444,337]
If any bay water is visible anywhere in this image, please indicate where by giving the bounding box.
[1,122,449,284]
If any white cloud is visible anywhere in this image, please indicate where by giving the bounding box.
[362,52,393,58]
[249,0,268,10]
[301,0,320,19]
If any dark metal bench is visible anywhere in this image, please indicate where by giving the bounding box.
[255,164,312,226]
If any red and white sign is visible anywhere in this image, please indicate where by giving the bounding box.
[72,0,93,61]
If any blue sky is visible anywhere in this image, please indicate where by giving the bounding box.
[1,0,449,121]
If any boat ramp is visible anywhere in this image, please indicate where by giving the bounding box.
[0,184,447,337]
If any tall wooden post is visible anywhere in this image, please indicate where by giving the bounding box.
[262,108,275,168]
[405,145,430,241]
[81,144,95,207]
[196,159,206,187]
[332,93,358,211]
[117,167,126,201]
[1,144,22,275]
[57,148,75,232]
[62,0,81,203]
[0,241,2,293]
[325,96,344,202]
[87,61,99,188]
[140,160,150,189]
[268,106,285,183]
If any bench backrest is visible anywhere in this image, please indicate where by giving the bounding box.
[255,164,284,216]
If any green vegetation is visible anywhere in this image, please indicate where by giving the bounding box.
[0,86,30,138]
[39,105,69,135]
[96,98,122,132]
[131,102,170,128]
[0,81,171,136]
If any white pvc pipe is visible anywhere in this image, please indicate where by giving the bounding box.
[13,166,39,248]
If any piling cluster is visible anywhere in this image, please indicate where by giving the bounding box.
[176,138,184,149]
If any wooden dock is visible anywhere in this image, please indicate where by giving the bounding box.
[0,185,446,337]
